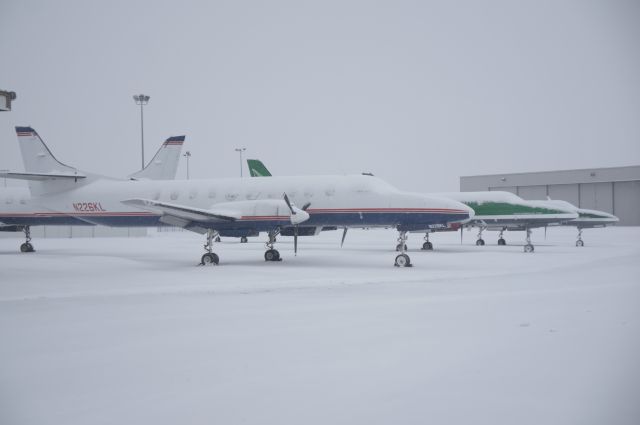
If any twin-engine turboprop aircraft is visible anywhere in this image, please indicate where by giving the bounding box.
[0,135,185,252]
[535,198,618,246]
[426,191,578,252]
[2,127,473,267]
[247,159,580,253]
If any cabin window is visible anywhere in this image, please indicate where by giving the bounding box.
[152,191,161,200]
[267,193,276,199]
[5,197,13,204]
[189,189,198,199]
[325,188,335,197]
[304,190,314,199]
[225,193,238,201]
[208,189,216,199]
[246,191,260,200]
[170,191,180,200]
[20,198,27,205]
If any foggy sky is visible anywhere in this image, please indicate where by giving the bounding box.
[1,0,639,192]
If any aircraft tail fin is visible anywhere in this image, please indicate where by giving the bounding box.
[247,159,272,177]
[14,126,93,196]
[129,136,185,180]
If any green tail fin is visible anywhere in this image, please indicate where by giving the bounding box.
[247,159,273,177]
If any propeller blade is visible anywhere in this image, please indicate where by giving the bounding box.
[294,226,298,256]
[460,227,463,245]
[544,226,547,240]
[283,193,295,214]
[341,227,348,247]
[301,202,311,211]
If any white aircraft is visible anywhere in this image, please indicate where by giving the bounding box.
[1,127,473,267]
[0,134,185,251]
[534,198,618,246]
[246,159,578,252]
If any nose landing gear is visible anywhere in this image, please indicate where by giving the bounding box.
[394,231,412,267]
[421,233,434,251]
[20,226,35,253]
[524,228,534,253]
[476,226,486,246]
[576,229,584,247]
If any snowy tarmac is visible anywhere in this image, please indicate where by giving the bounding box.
[1,226,639,425]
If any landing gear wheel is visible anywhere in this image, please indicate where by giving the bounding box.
[394,253,412,267]
[240,236,248,243]
[421,241,433,251]
[498,238,506,246]
[524,244,534,253]
[395,243,408,252]
[264,249,281,262]
[576,240,584,247]
[20,242,34,253]
[476,239,485,246]
[214,236,221,243]
[201,252,219,265]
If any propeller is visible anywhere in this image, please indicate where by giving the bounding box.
[341,227,348,247]
[283,193,310,256]
[460,226,464,245]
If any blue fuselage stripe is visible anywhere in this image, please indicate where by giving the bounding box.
[0,211,466,231]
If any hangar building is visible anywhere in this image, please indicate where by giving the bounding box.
[460,166,640,226]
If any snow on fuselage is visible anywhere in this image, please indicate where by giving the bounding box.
[6,175,473,233]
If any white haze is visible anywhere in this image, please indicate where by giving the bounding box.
[1,0,639,191]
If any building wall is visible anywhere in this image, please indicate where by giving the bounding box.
[461,166,640,226]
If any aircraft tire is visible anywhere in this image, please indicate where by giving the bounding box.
[476,239,485,246]
[394,253,411,267]
[201,253,219,265]
[264,249,281,261]
[576,240,584,247]
[524,244,534,253]
[422,242,433,251]
[498,238,506,246]
[240,236,248,243]
[20,242,34,253]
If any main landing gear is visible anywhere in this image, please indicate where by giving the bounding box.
[20,226,35,253]
[264,229,282,262]
[576,229,584,247]
[497,229,506,246]
[240,236,248,243]
[524,228,534,253]
[394,231,412,267]
[475,226,486,246]
[200,229,220,265]
[421,233,433,251]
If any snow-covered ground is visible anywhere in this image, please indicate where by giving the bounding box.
[1,226,639,425]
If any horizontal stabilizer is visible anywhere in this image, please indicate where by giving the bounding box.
[0,171,87,181]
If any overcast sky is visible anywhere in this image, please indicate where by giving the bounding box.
[1,0,639,192]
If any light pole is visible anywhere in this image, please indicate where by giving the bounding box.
[183,151,191,179]
[234,147,246,177]
[133,94,150,169]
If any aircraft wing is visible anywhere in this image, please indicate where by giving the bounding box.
[122,199,240,222]
[122,197,309,233]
